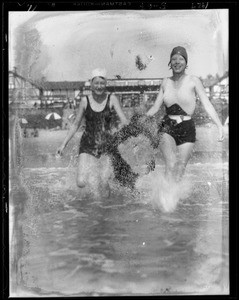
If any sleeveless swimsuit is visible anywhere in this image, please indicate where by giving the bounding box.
[79,95,113,158]
[79,95,139,189]
[160,103,196,145]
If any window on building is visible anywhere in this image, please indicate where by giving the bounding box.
[138,80,145,85]
[129,80,138,86]
[106,81,114,86]
[9,82,14,89]
[153,80,160,85]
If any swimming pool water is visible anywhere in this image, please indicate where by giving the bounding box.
[9,126,229,296]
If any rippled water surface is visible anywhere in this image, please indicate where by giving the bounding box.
[9,128,229,296]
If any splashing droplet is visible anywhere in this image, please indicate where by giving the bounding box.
[136,172,193,213]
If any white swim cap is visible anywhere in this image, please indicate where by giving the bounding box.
[91,68,107,79]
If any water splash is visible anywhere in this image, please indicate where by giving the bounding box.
[136,171,193,213]
[118,134,155,175]
[9,113,23,175]
[14,24,47,80]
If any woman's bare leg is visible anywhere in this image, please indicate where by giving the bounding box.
[176,142,195,181]
[77,153,112,198]
[159,133,177,182]
[76,153,99,193]
[98,155,113,198]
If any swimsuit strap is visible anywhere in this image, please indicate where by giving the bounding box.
[85,94,110,113]
[106,93,112,111]
[85,95,90,110]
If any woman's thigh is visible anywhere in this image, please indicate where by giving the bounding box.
[159,133,177,163]
[76,153,100,185]
[177,142,195,165]
[98,155,114,182]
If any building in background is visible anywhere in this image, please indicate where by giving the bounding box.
[9,69,228,114]
[9,68,42,108]
[9,69,163,110]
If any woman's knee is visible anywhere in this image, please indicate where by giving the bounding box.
[177,158,188,169]
[76,177,86,188]
[165,157,177,171]
[77,154,93,188]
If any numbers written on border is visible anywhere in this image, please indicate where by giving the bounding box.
[192,2,209,9]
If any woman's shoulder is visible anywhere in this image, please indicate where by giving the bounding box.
[188,75,203,86]
[162,77,171,84]
[110,92,118,98]
[108,93,119,104]
[186,74,200,81]
[79,95,88,110]
[161,77,170,89]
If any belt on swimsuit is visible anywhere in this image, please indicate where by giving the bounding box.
[168,115,191,124]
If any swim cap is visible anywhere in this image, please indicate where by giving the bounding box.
[91,68,107,80]
[168,46,188,65]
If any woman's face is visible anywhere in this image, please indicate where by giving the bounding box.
[91,76,107,96]
[170,54,187,73]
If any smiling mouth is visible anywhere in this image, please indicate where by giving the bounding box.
[173,66,182,70]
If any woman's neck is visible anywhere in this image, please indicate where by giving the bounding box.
[92,92,107,103]
[172,71,186,81]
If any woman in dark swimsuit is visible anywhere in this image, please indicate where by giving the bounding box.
[57,68,129,197]
[146,46,224,182]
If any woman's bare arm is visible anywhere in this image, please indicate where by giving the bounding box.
[194,76,224,141]
[57,98,86,154]
[111,94,129,126]
[146,78,166,116]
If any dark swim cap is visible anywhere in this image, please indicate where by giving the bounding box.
[168,46,188,65]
